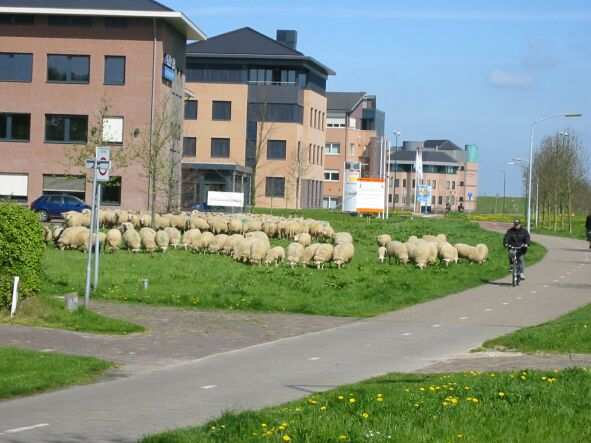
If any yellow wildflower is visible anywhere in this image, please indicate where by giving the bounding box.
[282,435,291,442]
[338,395,345,400]
[498,392,505,398]
[338,435,348,441]
[362,412,369,419]
[349,398,356,404]
[320,406,327,411]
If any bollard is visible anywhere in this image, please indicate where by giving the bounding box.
[142,278,149,290]
[65,293,79,312]
[10,276,20,318]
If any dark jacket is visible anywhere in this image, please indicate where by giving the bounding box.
[504,227,530,249]
[586,215,591,231]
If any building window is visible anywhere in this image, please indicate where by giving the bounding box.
[460,181,465,187]
[102,177,122,205]
[211,138,230,158]
[438,196,443,205]
[394,194,400,203]
[48,15,92,27]
[394,179,400,188]
[104,17,128,28]
[267,140,286,160]
[184,101,198,120]
[446,181,451,190]
[212,101,231,120]
[323,196,340,209]
[403,179,407,188]
[183,137,197,157]
[324,170,340,181]
[102,117,123,144]
[459,196,464,202]
[412,179,416,189]
[432,180,437,189]
[0,113,30,141]
[47,55,90,83]
[247,67,297,85]
[45,115,88,143]
[452,181,456,190]
[104,56,125,85]
[325,143,340,155]
[265,177,285,198]
[42,174,86,200]
[431,196,436,205]
[0,14,34,25]
[0,53,33,82]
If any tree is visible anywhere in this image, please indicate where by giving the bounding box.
[291,141,312,209]
[247,100,275,208]
[127,96,183,223]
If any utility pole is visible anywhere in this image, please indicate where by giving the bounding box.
[502,169,506,214]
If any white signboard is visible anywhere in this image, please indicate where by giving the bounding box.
[356,179,385,213]
[0,174,28,197]
[207,191,244,208]
[95,147,111,182]
[102,117,124,144]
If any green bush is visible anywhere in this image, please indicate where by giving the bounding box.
[0,203,45,309]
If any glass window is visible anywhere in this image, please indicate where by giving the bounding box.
[104,56,125,85]
[184,101,198,120]
[265,177,285,198]
[45,115,88,143]
[324,170,340,181]
[212,101,231,120]
[211,138,230,158]
[267,140,286,160]
[0,14,34,25]
[438,196,443,205]
[394,179,400,188]
[48,55,90,83]
[324,143,340,155]
[0,53,33,82]
[48,15,92,27]
[452,181,456,190]
[183,137,197,157]
[460,181,465,187]
[403,179,407,188]
[0,113,30,141]
[102,177,122,205]
[104,17,128,28]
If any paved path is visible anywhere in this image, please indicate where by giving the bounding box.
[1,232,590,443]
[0,302,354,375]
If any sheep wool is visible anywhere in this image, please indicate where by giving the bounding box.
[376,234,391,247]
[333,243,355,268]
[286,242,305,267]
[313,243,334,269]
[386,241,409,264]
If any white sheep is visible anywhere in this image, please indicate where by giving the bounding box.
[294,232,312,247]
[334,232,353,246]
[410,239,431,269]
[378,246,387,264]
[194,231,215,254]
[301,243,321,267]
[105,229,123,252]
[286,242,305,267]
[313,243,334,269]
[156,230,170,252]
[264,246,285,266]
[377,234,391,247]
[121,225,141,252]
[438,242,458,266]
[249,238,270,265]
[333,243,354,268]
[208,234,228,254]
[164,227,182,249]
[386,241,409,264]
[139,227,158,253]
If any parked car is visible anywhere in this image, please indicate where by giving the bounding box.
[31,194,90,222]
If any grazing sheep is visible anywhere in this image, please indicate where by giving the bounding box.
[294,232,312,247]
[313,243,334,269]
[378,246,387,263]
[153,214,171,230]
[105,229,123,252]
[334,232,353,246]
[170,214,187,231]
[208,234,228,254]
[408,235,419,243]
[301,243,321,267]
[436,233,447,243]
[422,234,437,243]
[333,243,355,268]
[470,243,489,264]
[164,227,181,249]
[56,226,88,250]
[223,234,244,255]
[181,229,200,250]
[62,211,85,228]
[454,243,476,260]
[411,239,431,269]
[129,213,141,229]
[249,238,270,265]
[115,209,130,225]
[139,227,158,253]
[194,231,215,254]
[377,234,391,247]
[264,246,285,266]
[190,214,209,231]
[439,242,459,266]
[156,230,170,252]
[263,221,278,238]
[426,241,439,265]
[244,219,262,233]
[209,217,228,234]
[121,225,141,252]
[386,241,409,264]
[286,242,305,267]
[139,213,152,228]
[228,218,243,234]
[233,237,255,262]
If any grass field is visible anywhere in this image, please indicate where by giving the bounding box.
[141,368,591,443]
[41,211,545,317]
[0,296,144,334]
[476,196,526,215]
[483,303,591,354]
[0,347,111,400]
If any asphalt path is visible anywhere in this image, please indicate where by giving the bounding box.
[1,229,590,443]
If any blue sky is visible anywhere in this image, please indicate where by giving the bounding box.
[169,0,590,196]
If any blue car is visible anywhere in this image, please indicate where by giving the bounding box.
[31,194,91,221]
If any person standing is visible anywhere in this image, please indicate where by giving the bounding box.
[503,219,531,280]
[586,213,591,249]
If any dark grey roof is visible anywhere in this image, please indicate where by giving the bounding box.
[186,27,335,76]
[187,27,303,56]
[390,150,458,164]
[423,139,462,151]
[327,92,366,112]
[0,0,172,11]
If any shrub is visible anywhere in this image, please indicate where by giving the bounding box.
[0,203,45,309]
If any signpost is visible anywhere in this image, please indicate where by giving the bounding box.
[207,191,244,208]
[84,147,111,307]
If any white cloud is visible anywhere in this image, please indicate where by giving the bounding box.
[488,69,533,89]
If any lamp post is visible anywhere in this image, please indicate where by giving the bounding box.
[501,169,506,214]
[527,113,582,233]
[392,130,400,212]
[508,159,528,219]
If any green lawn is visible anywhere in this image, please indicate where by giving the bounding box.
[483,303,591,354]
[0,295,144,335]
[141,368,591,443]
[0,347,111,400]
[41,212,545,317]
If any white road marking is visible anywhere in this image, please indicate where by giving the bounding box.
[307,357,320,361]
[516,296,523,300]
[553,280,559,283]
[200,385,217,390]
[544,285,550,288]
[530,290,537,294]
[40,348,54,353]
[1,424,49,435]
[560,276,566,279]
[502,302,510,305]
[432,324,441,328]
[401,332,413,336]
[484,308,493,312]
[459,316,469,320]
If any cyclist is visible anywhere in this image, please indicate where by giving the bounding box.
[503,219,530,280]
[586,213,591,249]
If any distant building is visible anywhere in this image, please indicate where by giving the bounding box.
[388,140,479,212]
[322,92,385,209]
[182,27,335,209]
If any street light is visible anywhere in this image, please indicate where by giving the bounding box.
[527,113,582,232]
[392,130,400,212]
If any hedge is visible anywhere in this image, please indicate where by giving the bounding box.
[0,203,45,310]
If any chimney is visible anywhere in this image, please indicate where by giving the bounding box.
[276,30,298,50]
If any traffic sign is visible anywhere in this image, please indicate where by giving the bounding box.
[95,147,111,182]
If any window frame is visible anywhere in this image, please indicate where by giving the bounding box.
[183,137,197,157]
[212,101,232,121]
[0,52,33,83]
[0,113,31,142]
[324,142,341,155]
[184,100,198,120]
[267,139,287,160]
[323,170,340,182]
[210,137,230,158]
[104,55,126,86]
[44,114,88,144]
[265,176,285,198]
[47,54,90,84]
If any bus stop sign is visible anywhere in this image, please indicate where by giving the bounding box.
[95,147,111,182]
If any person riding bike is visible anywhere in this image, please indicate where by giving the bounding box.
[503,219,530,280]
[586,213,591,249]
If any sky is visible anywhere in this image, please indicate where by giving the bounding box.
[168,0,591,196]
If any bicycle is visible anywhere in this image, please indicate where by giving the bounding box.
[507,244,525,287]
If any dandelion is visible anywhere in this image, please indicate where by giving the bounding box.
[362,412,369,419]
[457,434,464,438]
[282,435,291,442]
[498,392,506,398]
[349,398,356,404]
[338,395,345,400]
[320,406,327,411]
[308,399,318,405]
[261,423,268,428]
[376,397,384,402]
[338,435,348,441]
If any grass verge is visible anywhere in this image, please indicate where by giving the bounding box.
[0,347,111,400]
[41,212,546,317]
[140,368,591,443]
[0,296,144,335]
[483,303,591,354]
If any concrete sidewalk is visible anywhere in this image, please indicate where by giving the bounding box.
[1,233,590,443]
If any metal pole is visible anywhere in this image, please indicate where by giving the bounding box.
[385,137,390,219]
[527,123,535,233]
[393,132,398,212]
[502,170,506,214]
[84,161,98,307]
[93,183,102,291]
[535,180,539,228]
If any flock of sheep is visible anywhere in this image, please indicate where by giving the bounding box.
[376,234,489,269]
[43,210,355,269]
